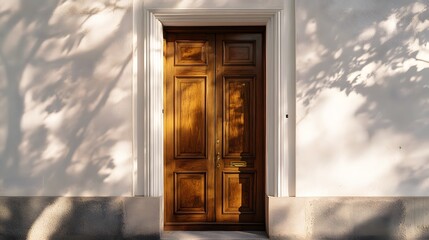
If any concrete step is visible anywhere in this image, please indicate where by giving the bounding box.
[161,231,269,240]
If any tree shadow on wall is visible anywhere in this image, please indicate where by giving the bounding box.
[0,0,133,232]
[0,197,133,239]
[296,0,429,195]
[0,0,132,194]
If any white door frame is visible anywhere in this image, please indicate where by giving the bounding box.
[132,0,296,198]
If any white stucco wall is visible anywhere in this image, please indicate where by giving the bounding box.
[296,0,429,196]
[0,0,133,196]
[1,0,429,197]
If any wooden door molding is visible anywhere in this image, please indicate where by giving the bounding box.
[164,29,265,230]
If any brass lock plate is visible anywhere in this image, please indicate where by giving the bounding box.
[230,161,247,167]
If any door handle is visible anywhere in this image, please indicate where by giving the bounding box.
[216,152,221,168]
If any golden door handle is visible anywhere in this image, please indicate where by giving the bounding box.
[216,152,221,168]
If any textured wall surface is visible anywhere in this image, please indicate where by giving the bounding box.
[0,0,133,196]
[2,0,429,198]
[296,0,429,196]
[269,197,429,239]
[0,197,162,239]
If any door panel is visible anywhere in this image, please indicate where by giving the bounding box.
[223,171,256,214]
[223,75,255,158]
[175,40,208,65]
[223,41,256,65]
[165,29,265,230]
[174,172,207,214]
[165,33,215,224]
[174,76,207,159]
[215,33,264,224]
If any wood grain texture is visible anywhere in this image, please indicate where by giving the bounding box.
[223,172,256,214]
[174,76,207,158]
[175,40,208,65]
[223,41,256,65]
[175,172,207,214]
[165,28,265,230]
[223,76,255,158]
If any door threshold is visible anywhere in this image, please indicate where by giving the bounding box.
[161,231,268,240]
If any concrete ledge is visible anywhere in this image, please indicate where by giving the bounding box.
[0,197,162,240]
[5,196,429,239]
[268,197,429,239]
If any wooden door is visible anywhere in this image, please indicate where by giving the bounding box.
[164,28,265,230]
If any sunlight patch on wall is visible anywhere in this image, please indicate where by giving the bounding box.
[66,161,87,176]
[415,43,429,71]
[79,10,123,52]
[378,14,398,44]
[40,135,66,165]
[357,27,376,42]
[0,0,19,13]
[296,19,326,72]
[103,141,132,184]
[297,89,408,196]
[44,110,65,131]
[27,198,73,240]
[21,92,48,131]
[108,88,128,104]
